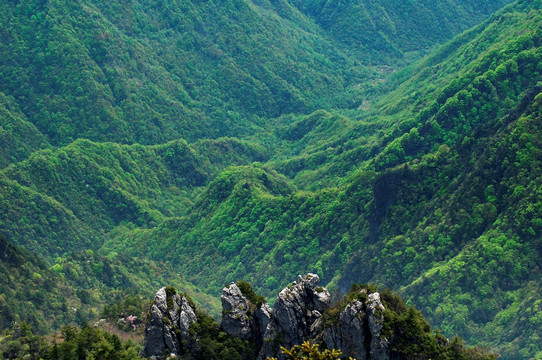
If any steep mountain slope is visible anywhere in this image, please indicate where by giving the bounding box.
[100,2,542,358]
[0,234,219,334]
[0,137,265,258]
[0,0,510,148]
[287,0,514,62]
[0,0,368,146]
[0,93,50,169]
[267,0,542,189]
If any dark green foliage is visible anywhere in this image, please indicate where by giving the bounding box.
[288,0,513,63]
[0,93,50,169]
[0,0,369,146]
[101,295,149,328]
[49,325,142,360]
[0,233,219,334]
[0,323,49,360]
[236,280,266,308]
[165,286,177,297]
[0,234,80,333]
[320,287,496,360]
[165,286,177,310]
[186,310,255,360]
[0,323,142,360]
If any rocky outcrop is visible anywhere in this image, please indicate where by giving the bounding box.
[322,300,367,359]
[221,281,274,355]
[322,290,389,360]
[142,287,197,359]
[143,275,390,360]
[221,282,255,340]
[260,273,331,359]
[366,292,389,360]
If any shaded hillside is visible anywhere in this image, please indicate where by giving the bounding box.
[0,93,49,169]
[287,0,513,62]
[0,0,367,146]
[0,137,265,258]
[0,233,219,334]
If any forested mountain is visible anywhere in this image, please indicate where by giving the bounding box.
[287,0,513,62]
[0,234,219,334]
[0,137,265,258]
[1,0,540,359]
[0,0,513,147]
[0,0,368,146]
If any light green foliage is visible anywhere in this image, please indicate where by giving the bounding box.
[0,137,265,258]
[99,4,542,358]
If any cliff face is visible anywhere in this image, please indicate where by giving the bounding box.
[142,287,197,359]
[322,293,389,360]
[259,274,333,359]
[143,274,390,359]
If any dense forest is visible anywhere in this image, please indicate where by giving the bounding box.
[1,0,541,359]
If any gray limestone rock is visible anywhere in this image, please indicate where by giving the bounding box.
[143,304,166,358]
[142,287,197,358]
[323,300,367,360]
[322,292,390,360]
[255,302,272,337]
[260,273,331,359]
[367,292,389,360]
[143,276,392,360]
[221,282,254,340]
[178,297,198,348]
[154,287,168,313]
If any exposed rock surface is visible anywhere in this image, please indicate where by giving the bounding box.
[221,281,274,354]
[366,292,389,360]
[143,275,390,359]
[142,287,197,359]
[322,290,390,360]
[323,300,367,359]
[260,273,331,359]
[221,282,255,340]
